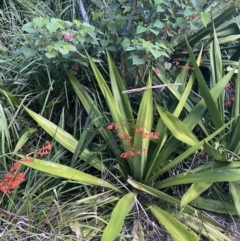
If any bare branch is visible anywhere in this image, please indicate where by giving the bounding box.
[122,83,182,94]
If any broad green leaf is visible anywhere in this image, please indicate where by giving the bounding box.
[229,182,240,216]
[203,141,227,161]
[193,197,238,215]
[153,19,164,29]
[169,61,194,113]
[107,51,134,127]
[136,25,147,34]
[148,115,240,182]
[181,182,213,207]
[13,128,37,154]
[128,178,228,230]
[201,12,211,27]
[21,47,37,58]
[68,44,77,51]
[0,89,21,106]
[218,34,240,44]
[57,47,69,55]
[173,208,233,241]
[145,81,237,180]
[186,39,224,131]
[67,71,120,157]
[155,169,240,189]
[45,52,57,58]
[210,23,224,123]
[149,141,203,180]
[145,66,200,178]
[22,22,36,33]
[131,55,145,65]
[101,193,136,241]
[216,14,240,32]
[182,161,240,174]
[148,204,199,241]
[18,157,120,192]
[149,49,164,59]
[100,39,109,47]
[150,28,160,36]
[175,6,236,50]
[46,22,60,33]
[132,73,153,181]
[32,17,49,28]
[85,51,130,138]
[156,105,199,146]
[227,60,240,153]
[107,22,118,33]
[156,5,164,12]
[23,106,103,171]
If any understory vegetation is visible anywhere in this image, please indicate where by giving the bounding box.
[1,0,240,240]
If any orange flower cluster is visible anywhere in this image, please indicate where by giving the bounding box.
[21,157,34,163]
[106,123,160,159]
[0,141,50,194]
[0,162,24,194]
[120,147,134,158]
[37,141,52,158]
[135,126,160,139]
[120,147,147,158]
[118,132,132,143]
[107,123,121,130]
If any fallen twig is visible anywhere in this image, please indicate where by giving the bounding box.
[122,83,182,94]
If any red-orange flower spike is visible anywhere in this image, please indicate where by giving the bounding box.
[118,132,127,139]
[107,123,114,130]
[126,136,132,143]
[0,183,10,194]
[43,141,52,151]
[107,123,121,130]
[137,148,147,155]
[0,172,25,193]
[38,141,52,158]
[21,157,33,162]
[135,126,144,133]
[9,162,21,173]
[149,132,160,139]
[120,148,134,158]
[114,123,121,130]
[142,133,149,139]
[15,172,25,183]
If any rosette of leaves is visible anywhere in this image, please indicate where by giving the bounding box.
[2,33,240,239]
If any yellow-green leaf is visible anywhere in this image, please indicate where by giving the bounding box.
[156,105,199,146]
[23,106,103,171]
[19,157,120,192]
[181,182,213,207]
[101,193,136,241]
[132,73,153,181]
[148,204,199,241]
[229,182,240,216]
